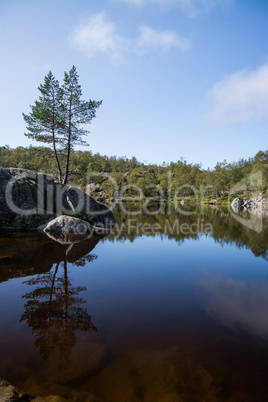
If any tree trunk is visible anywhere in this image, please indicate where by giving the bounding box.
[52,130,62,183]
[63,102,72,184]
[49,262,59,305]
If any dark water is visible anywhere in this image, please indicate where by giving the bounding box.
[0,204,268,401]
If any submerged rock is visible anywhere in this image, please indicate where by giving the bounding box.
[0,167,116,231]
[0,377,66,401]
[0,377,31,401]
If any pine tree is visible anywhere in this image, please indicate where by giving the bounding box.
[23,71,64,182]
[23,66,102,184]
[62,66,102,184]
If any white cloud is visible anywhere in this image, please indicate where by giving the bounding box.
[138,25,190,51]
[112,0,231,17]
[68,12,128,64]
[204,63,268,125]
[69,13,190,63]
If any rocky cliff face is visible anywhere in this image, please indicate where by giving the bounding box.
[0,167,116,231]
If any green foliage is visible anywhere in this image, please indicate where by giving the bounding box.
[1,146,267,201]
[22,66,102,184]
[23,71,64,182]
[23,71,64,145]
[61,66,102,184]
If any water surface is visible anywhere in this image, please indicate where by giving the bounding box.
[0,205,268,401]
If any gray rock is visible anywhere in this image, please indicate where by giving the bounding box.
[0,167,116,231]
[43,215,92,235]
[231,197,244,213]
[0,377,31,401]
[243,200,251,209]
[231,194,268,216]
[208,199,217,205]
[87,183,101,192]
[0,377,66,401]
[43,215,113,239]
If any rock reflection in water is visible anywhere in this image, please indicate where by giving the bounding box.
[0,231,101,283]
[1,231,101,361]
[23,232,101,361]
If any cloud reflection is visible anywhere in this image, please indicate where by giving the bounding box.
[197,272,268,339]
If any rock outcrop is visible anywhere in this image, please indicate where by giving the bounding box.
[0,167,116,231]
[231,194,268,216]
[243,194,268,215]
[231,197,244,213]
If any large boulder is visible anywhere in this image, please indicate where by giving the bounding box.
[231,197,244,213]
[43,215,113,236]
[43,215,92,234]
[0,167,116,231]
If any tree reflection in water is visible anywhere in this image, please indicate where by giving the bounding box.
[20,234,98,361]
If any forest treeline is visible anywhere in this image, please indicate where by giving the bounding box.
[0,146,267,201]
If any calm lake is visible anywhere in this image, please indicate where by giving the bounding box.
[0,204,268,401]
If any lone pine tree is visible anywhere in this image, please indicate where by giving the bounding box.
[23,66,102,184]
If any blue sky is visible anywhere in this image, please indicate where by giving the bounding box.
[0,0,267,168]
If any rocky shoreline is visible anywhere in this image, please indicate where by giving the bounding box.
[0,377,66,402]
[0,167,115,233]
[231,194,268,216]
